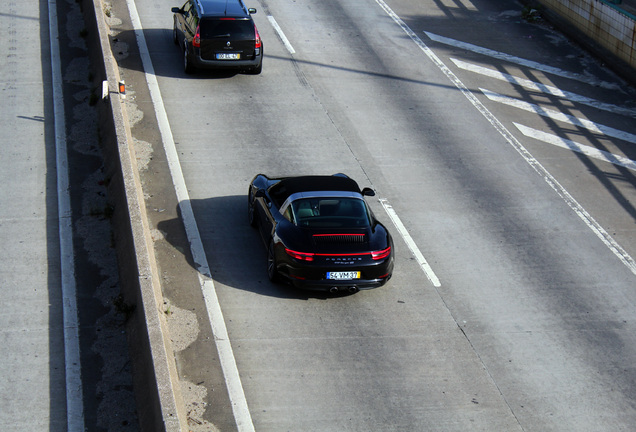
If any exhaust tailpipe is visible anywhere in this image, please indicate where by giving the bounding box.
[329,287,339,294]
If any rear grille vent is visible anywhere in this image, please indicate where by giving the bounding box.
[313,234,366,245]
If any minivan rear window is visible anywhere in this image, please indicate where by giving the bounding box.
[200,18,254,39]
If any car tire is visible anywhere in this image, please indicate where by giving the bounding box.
[184,43,195,74]
[267,241,280,283]
[173,23,179,45]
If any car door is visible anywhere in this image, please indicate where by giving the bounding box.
[173,1,190,43]
[255,191,278,244]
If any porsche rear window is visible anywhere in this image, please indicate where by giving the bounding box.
[200,18,254,39]
[292,198,370,228]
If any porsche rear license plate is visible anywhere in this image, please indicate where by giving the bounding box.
[217,53,240,60]
[327,271,360,280]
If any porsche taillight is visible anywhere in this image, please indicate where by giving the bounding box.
[285,248,315,261]
[371,246,391,260]
[193,25,201,47]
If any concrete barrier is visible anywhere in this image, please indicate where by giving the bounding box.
[525,0,636,86]
[82,1,187,430]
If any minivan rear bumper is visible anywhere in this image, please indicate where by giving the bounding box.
[194,49,262,70]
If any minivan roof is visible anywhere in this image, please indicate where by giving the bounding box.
[196,0,252,17]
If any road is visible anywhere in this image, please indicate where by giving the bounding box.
[0,0,137,431]
[0,0,68,429]
[115,0,636,430]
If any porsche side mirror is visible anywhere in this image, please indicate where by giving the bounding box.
[362,187,375,197]
[248,8,257,14]
[171,7,182,13]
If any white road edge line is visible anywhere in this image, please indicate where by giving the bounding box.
[514,123,636,171]
[425,31,620,90]
[126,2,255,431]
[49,0,84,430]
[451,58,636,118]
[380,199,441,287]
[267,15,295,54]
[374,0,636,276]
[480,88,636,144]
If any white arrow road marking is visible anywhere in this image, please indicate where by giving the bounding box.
[451,58,636,117]
[480,88,636,144]
[425,32,621,90]
[514,123,636,171]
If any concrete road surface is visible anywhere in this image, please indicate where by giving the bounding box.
[109,0,636,430]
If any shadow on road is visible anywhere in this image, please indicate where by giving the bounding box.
[157,195,356,300]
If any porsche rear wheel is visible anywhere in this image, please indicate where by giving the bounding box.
[267,241,280,283]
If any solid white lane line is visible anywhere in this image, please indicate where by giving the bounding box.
[267,15,295,54]
[425,32,620,90]
[480,88,636,144]
[514,123,636,171]
[374,0,636,276]
[126,1,255,431]
[380,199,441,287]
[49,0,84,430]
[452,58,636,117]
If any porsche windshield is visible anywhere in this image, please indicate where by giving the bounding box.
[291,197,371,228]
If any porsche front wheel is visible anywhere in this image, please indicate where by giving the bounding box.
[267,241,280,283]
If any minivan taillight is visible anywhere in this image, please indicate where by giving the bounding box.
[193,25,201,47]
[254,24,262,49]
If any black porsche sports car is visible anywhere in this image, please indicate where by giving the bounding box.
[248,174,394,293]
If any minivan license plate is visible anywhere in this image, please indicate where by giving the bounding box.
[217,53,240,60]
[327,271,360,280]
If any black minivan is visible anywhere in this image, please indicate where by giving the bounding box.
[172,0,263,74]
